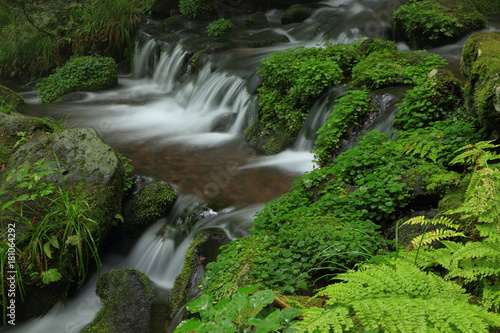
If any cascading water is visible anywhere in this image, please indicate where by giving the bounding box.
[7,1,490,332]
[5,196,262,333]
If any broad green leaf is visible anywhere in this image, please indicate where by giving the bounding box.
[41,268,62,284]
[43,241,53,259]
[249,290,275,308]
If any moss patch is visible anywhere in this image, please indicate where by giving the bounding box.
[461,32,500,129]
[393,0,486,49]
[83,269,153,333]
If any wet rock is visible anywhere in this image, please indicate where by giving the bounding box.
[122,177,178,238]
[83,269,154,333]
[169,232,230,319]
[235,30,289,48]
[244,11,270,28]
[151,0,179,18]
[0,117,127,320]
[281,5,313,24]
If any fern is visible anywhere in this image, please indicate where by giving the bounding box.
[402,215,464,249]
[288,259,500,332]
[450,140,500,170]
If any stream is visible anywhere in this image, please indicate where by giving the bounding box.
[4,0,500,332]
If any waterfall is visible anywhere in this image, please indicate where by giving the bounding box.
[6,196,261,333]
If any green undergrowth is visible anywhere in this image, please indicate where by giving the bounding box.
[38,56,118,103]
[249,38,447,154]
[0,0,146,79]
[393,0,486,49]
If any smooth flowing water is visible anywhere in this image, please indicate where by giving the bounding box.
[5,1,500,332]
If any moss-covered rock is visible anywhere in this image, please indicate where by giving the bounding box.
[37,56,118,103]
[83,269,154,333]
[0,122,126,320]
[244,11,270,28]
[122,179,178,238]
[244,122,292,155]
[393,0,486,49]
[0,84,24,113]
[169,232,230,318]
[461,32,500,130]
[281,5,314,24]
[235,30,290,48]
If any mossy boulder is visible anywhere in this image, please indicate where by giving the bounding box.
[0,84,24,113]
[83,269,154,333]
[393,0,486,49]
[281,5,314,24]
[461,32,500,130]
[169,232,230,318]
[38,56,118,103]
[0,123,126,320]
[244,11,270,28]
[244,122,291,155]
[122,178,178,238]
[235,30,290,48]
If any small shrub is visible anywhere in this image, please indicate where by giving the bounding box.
[207,19,235,37]
[179,0,214,20]
[38,56,117,103]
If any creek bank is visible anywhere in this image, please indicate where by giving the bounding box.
[0,103,180,322]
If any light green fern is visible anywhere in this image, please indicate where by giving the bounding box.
[288,259,500,332]
[402,215,464,249]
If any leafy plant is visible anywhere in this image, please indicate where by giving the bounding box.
[206,19,235,37]
[0,156,103,322]
[179,0,215,20]
[38,55,117,103]
[351,49,447,89]
[175,285,300,333]
[290,259,500,332]
[393,0,486,49]
[403,141,500,310]
[313,89,371,167]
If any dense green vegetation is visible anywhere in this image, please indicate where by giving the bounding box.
[247,39,447,154]
[180,34,500,331]
[0,0,152,79]
[392,0,486,48]
[38,56,118,103]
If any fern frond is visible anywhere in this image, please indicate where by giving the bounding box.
[450,140,500,168]
[288,306,355,333]
[409,229,465,248]
[291,259,500,332]
[402,215,459,229]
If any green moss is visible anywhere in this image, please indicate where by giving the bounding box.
[38,56,118,103]
[83,269,153,332]
[0,84,23,113]
[169,232,210,317]
[461,32,500,129]
[123,181,177,237]
[179,0,214,19]
[393,0,486,49]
